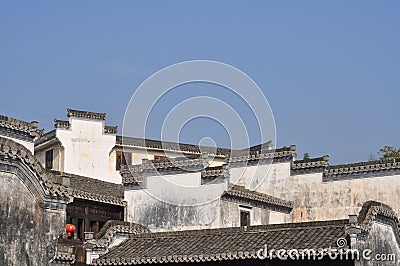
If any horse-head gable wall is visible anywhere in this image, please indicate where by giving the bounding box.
[0,137,70,265]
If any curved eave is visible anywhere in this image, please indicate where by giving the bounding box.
[35,137,61,151]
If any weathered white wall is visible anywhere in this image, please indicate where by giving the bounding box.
[147,172,201,188]
[235,161,400,223]
[220,201,271,227]
[268,211,288,224]
[125,171,229,231]
[356,222,400,266]
[230,162,291,190]
[124,169,288,231]
[125,188,222,232]
[0,171,67,266]
[56,118,121,183]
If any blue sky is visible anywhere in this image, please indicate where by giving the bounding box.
[0,1,399,164]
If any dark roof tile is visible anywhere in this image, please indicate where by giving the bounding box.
[324,159,400,179]
[67,108,106,120]
[0,114,42,138]
[51,171,125,206]
[222,185,293,211]
[116,136,231,156]
[94,220,349,265]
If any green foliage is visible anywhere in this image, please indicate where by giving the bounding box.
[378,146,400,160]
[303,153,310,160]
[367,153,377,162]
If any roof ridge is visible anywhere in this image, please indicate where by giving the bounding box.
[35,129,57,146]
[294,155,330,164]
[67,108,106,120]
[327,158,397,169]
[0,114,41,137]
[116,135,232,155]
[132,219,349,239]
[223,185,294,210]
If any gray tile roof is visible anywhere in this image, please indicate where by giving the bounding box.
[229,145,297,165]
[94,219,349,265]
[51,171,125,206]
[86,220,150,249]
[353,201,400,246]
[116,136,232,156]
[122,161,230,185]
[291,155,330,175]
[291,156,400,179]
[122,156,212,183]
[292,156,330,169]
[358,201,398,224]
[50,252,75,264]
[222,185,294,211]
[34,129,57,146]
[0,114,42,138]
[104,125,118,134]
[201,165,228,179]
[54,119,70,129]
[122,146,300,184]
[67,108,106,120]
[323,159,400,180]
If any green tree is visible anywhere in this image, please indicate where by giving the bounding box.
[303,153,310,160]
[378,146,400,160]
[367,153,377,162]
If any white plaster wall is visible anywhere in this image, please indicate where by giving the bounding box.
[244,161,400,223]
[252,207,271,225]
[56,118,121,183]
[268,211,288,224]
[289,175,400,222]
[230,162,291,190]
[125,172,227,231]
[220,200,240,227]
[34,149,45,167]
[147,172,201,188]
[125,188,223,232]
[143,172,226,206]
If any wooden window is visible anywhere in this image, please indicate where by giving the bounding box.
[45,149,53,169]
[154,155,168,160]
[66,199,124,240]
[116,151,132,170]
[240,209,251,227]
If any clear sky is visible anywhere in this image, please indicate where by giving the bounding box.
[1,1,399,164]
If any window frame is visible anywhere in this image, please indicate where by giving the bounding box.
[45,149,53,170]
[116,151,132,171]
[239,206,252,227]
